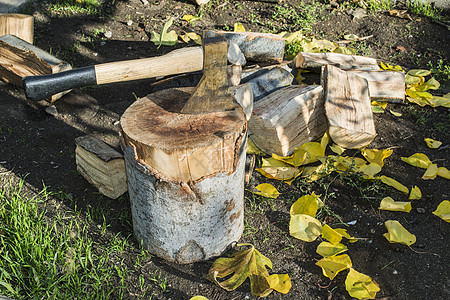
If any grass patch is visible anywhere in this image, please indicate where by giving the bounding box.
[407,0,443,20]
[367,0,394,12]
[48,0,101,16]
[0,178,138,299]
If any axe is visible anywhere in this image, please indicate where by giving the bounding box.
[23,31,285,102]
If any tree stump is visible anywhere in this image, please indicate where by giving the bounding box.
[120,87,247,263]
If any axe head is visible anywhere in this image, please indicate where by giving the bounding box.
[180,35,236,114]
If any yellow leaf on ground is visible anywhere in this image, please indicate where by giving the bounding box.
[361,148,393,168]
[380,62,403,72]
[409,186,422,200]
[321,130,331,150]
[207,243,272,297]
[424,138,442,149]
[407,69,431,76]
[330,144,346,155]
[302,163,331,182]
[247,137,265,156]
[437,167,450,179]
[422,164,438,180]
[253,183,280,199]
[372,101,388,109]
[190,296,208,300]
[180,32,202,45]
[316,242,348,257]
[430,94,450,108]
[415,77,440,91]
[383,220,416,246]
[358,163,382,178]
[295,69,307,84]
[379,197,412,212]
[322,224,343,245]
[334,228,358,243]
[272,148,307,167]
[432,200,450,222]
[344,34,359,41]
[371,105,385,113]
[401,153,432,169]
[405,74,421,85]
[290,214,323,242]
[182,15,201,23]
[290,192,321,217]
[233,22,245,32]
[389,110,402,117]
[150,18,178,48]
[257,158,301,181]
[333,46,356,55]
[379,176,409,194]
[316,254,352,280]
[280,30,304,43]
[266,274,291,294]
[298,142,325,165]
[345,268,380,300]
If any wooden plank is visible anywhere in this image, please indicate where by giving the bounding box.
[75,136,127,199]
[248,85,327,156]
[0,13,34,44]
[0,34,72,101]
[348,70,405,103]
[296,52,380,71]
[323,65,376,149]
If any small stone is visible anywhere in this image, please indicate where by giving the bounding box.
[392,270,398,275]
[100,41,106,46]
[141,0,149,5]
[127,20,133,26]
[45,105,58,116]
[93,52,98,56]
[370,229,376,234]
[368,239,373,244]
[347,220,357,225]
[416,207,426,213]
[104,31,112,38]
[127,46,133,50]
[113,120,120,126]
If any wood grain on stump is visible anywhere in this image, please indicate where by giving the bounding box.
[120,87,247,263]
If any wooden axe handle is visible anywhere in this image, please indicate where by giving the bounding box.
[23,47,203,101]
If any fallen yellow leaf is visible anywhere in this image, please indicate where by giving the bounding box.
[345,268,380,300]
[383,220,416,246]
[389,110,402,117]
[190,296,208,300]
[422,164,438,180]
[316,254,352,280]
[207,243,272,297]
[321,130,331,151]
[432,200,450,222]
[405,74,421,85]
[334,228,358,243]
[330,143,346,155]
[401,153,432,169]
[298,142,325,165]
[424,138,442,149]
[430,93,450,108]
[290,192,321,217]
[253,183,280,199]
[380,61,403,72]
[316,242,348,257]
[379,197,412,212]
[290,214,322,242]
[415,77,440,91]
[372,101,387,109]
[266,274,291,294]
[322,224,343,245]
[379,176,409,194]
[407,69,431,76]
[233,22,245,32]
[179,32,202,45]
[358,163,382,178]
[181,15,201,23]
[272,148,307,167]
[437,167,450,179]
[257,158,301,181]
[409,186,422,200]
[361,148,393,168]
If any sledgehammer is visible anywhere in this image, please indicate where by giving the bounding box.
[23,31,285,101]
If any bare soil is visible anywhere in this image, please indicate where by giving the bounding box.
[0,0,449,299]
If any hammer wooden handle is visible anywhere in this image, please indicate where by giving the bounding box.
[23,47,203,101]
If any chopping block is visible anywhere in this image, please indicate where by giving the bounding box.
[120,36,248,263]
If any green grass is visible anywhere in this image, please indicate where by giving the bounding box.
[407,0,443,20]
[48,0,101,16]
[0,177,159,299]
[427,59,450,83]
[367,0,394,12]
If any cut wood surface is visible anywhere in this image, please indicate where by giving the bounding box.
[323,65,376,149]
[120,87,247,263]
[75,136,127,199]
[348,70,405,103]
[296,52,380,71]
[249,85,327,156]
[0,34,72,101]
[230,82,254,121]
[0,13,34,44]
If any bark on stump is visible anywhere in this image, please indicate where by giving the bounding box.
[120,87,247,264]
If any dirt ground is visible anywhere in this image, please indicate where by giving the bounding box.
[0,0,449,299]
